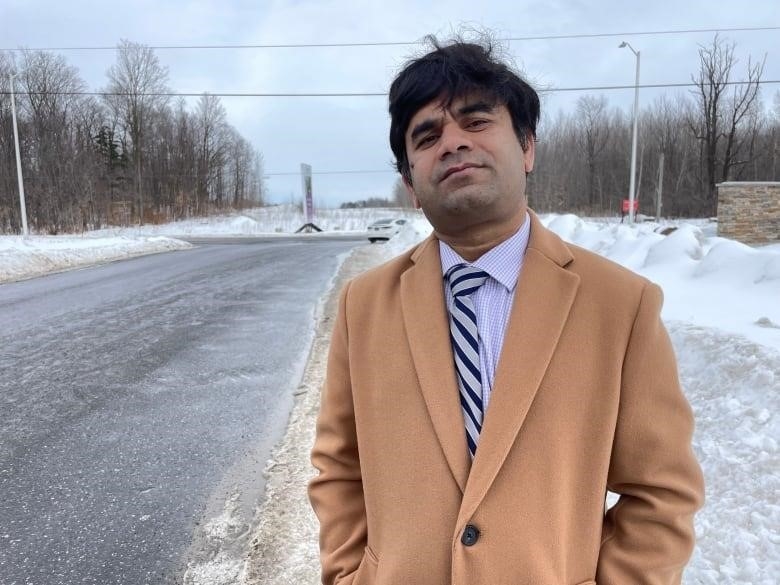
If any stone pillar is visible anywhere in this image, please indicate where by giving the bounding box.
[717,182,780,244]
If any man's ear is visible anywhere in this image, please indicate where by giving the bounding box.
[403,176,421,209]
[523,136,536,173]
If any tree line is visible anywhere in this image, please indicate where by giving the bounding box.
[2,36,779,234]
[386,36,777,219]
[340,197,401,209]
[529,35,778,218]
[0,40,265,234]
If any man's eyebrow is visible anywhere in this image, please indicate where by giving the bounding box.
[409,119,437,143]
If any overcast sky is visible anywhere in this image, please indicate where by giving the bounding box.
[4,0,779,207]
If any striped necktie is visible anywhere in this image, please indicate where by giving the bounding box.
[446,264,489,459]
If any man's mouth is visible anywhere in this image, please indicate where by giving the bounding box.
[440,163,480,182]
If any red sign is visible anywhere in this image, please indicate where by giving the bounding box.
[622,199,639,213]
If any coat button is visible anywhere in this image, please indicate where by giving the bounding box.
[461,524,480,546]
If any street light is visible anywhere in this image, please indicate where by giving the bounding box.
[619,41,640,224]
[8,68,29,236]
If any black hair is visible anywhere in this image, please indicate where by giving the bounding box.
[388,36,540,183]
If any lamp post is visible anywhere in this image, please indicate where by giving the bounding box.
[9,68,29,236]
[619,41,640,224]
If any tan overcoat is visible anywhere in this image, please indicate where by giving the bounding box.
[309,212,704,585]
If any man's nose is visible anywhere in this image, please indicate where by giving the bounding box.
[437,124,473,159]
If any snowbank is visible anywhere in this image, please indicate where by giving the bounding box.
[0,234,191,284]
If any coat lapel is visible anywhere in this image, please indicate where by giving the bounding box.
[401,236,470,492]
[459,214,581,524]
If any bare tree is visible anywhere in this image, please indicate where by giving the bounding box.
[194,93,228,211]
[530,109,580,212]
[0,44,265,234]
[576,95,611,210]
[18,51,88,231]
[167,98,197,217]
[768,92,780,180]
[689,34,765,214]
[105,40,170,223]
[248,151,266,206]
[640,95,698,215]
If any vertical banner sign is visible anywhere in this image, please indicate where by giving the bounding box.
[300,163,314,224]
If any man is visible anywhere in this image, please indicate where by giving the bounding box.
[309,37,704,585]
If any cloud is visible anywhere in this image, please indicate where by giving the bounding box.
[5,0,779,207]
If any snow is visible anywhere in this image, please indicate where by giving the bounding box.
[0,234,192,284]
[670,324,779,584]
[90,206,417,237]
[0,206,418,284]
[1,207,778,583]
[183,493,248,585]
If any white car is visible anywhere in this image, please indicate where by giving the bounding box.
[367,218,407,243]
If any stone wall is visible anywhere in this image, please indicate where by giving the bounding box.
[717,182,780,244]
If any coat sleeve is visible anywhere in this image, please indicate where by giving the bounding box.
[597,282,705,585]
[308,282,367,585]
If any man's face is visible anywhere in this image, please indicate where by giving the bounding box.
[403,94,535,236]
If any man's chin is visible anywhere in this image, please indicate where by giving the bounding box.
[440,185,495,211]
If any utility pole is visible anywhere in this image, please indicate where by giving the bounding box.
[9,70,30,236]
[619,41,641,224]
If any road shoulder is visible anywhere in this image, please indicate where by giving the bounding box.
[243,244,387,585]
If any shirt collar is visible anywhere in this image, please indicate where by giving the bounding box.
[439,211,531,292]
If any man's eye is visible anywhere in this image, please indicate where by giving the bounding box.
[467,119,489,129]
[417,135,437,148]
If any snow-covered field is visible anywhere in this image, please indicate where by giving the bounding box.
[92,206,407,237]
[0,206,419,284]
[1,207,778,582]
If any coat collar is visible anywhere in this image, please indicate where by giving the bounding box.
[401,211,580,502]
[401,235,471,491]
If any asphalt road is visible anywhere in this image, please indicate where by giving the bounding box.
[0,237,361,584]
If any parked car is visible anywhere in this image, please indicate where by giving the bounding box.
[367,218,407,243]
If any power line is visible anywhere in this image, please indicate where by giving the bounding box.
[3,26,779,52]
[266,170,394,176]
[550,80,780,92]
[24,170,398,178]
[2,79,777,99]
[507,26,780,42]
[0,91,385,97]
